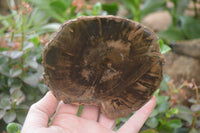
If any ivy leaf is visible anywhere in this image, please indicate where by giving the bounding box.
[3,110,16,124]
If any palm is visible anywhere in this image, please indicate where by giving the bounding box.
[49,104,115,133]
[21,92,156,133]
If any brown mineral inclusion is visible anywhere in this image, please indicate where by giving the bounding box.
[42,16,164,119]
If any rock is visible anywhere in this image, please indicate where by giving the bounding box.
[142,11,172,32]
[164,39,200,85]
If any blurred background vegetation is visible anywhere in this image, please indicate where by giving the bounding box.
[0,0,200,133]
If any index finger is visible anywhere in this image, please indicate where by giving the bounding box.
[117,96,156,133]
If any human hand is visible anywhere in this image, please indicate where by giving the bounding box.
[21,91,156,133]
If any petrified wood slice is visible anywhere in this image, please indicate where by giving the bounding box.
[42,16,164,119]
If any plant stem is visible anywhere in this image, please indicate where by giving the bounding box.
[20,14,24,51]
[195,85,199,104]
[133,0,141,22]
[20,12,25,76]
[172,0,178,28]
[191,113,197,128]
[193,0,198,18]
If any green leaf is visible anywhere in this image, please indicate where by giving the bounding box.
[157,102,170,113]
[23,42,34,50]
[154,89,160,97]
[22,73,40,87]
[158,27,186,41]
[92,2,102,15]
[0,64,10,76]
[0,109,6,119]
[174,128,189,133]
[160,75,170,91]
[141,0,167,16]
[9,68,22,78]
[102,3,119,15]
[50,1,67,15]
[180,16,200,39]
[3,110,16,123]
[174,105,193,125]
[116,118,121,125]
[40,23,61,33]
[191,104,200,112]
[141,129,158,133]
[29,36,40,46]
[16,110,28,124]
[149,109,159,117]
[170,108,179,114]
[1,51,23,59]
[6,122,21,133]
[166,119,182,129]
[157,96,169,105]
[189,128,200,133]
[38,83,48,94]
[145,117,159,128]
[0,55,8,63]
[10,51,24,59]
[159,39,171,54]
[0,94,11,109]
[175,105,193,114]
[10,88,25,105]
[176,0,190,15]
[25,57,39,70]
[77,105,84,117]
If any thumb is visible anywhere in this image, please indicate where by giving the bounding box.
[21,91,58,133]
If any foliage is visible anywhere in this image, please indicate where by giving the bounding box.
[27,0,119,23]
[158,0,200,42]
[0,1,53,132]
[120,0,167,22]
[0,0,115,132]
[115,77,200,133]
[0,0,200,132]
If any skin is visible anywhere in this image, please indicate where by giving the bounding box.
[21,91,156,133]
